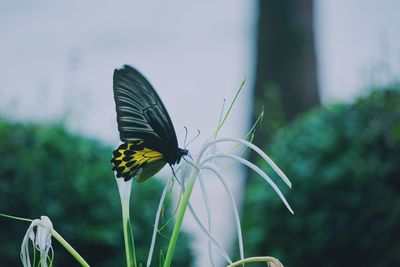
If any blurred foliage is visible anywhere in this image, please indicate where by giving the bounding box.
[0,121,192,267]
[241,85,400,266]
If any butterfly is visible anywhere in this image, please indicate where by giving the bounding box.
[111,65,188,182]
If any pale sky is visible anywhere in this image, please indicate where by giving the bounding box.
[316,0,400,103]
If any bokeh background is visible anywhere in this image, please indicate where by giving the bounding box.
[1,1,400,266]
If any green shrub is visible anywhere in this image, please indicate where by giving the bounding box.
[241,86,400,267]
[0,120,192,266]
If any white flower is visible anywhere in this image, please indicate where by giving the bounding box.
[146,135,294,267]
[21,216,54,267]
[147,88,293,266]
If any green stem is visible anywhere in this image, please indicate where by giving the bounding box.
[163,167,199,267]
[121,198,137,267]
[51,229,90,267]
[213,79,245,139]
[0,213,32,222]
[225,256,283,267]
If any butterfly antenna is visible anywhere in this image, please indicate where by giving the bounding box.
[185,129,201,149]
[183,126,189,148]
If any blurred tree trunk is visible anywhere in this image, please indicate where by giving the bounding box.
[240,1,320,260]
[251,0,320,147]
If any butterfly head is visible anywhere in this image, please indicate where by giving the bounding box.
[174,148,189,164]
[178,148,189,157]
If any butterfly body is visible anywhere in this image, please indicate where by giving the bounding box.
[111,65,188,182]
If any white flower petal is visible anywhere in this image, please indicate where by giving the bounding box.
[20,216,54,267]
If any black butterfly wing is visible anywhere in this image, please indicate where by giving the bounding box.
[111,141,167,182]
[113,65,179,163]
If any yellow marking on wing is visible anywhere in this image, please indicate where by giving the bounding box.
[114,147,163,174]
